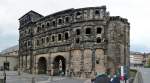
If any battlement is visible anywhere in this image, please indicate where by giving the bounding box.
[109,16,129,24]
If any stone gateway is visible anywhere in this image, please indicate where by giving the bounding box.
[18,6,130,78]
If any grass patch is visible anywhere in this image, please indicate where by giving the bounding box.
[129,69,137,78]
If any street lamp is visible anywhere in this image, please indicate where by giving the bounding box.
[3,62,6,83]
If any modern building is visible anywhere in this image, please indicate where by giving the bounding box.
[0,45,18,71]
[130,51,144,67]
[144,53,150,67]
[18,6,130,78]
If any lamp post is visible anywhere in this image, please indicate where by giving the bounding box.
[3,63,6,83]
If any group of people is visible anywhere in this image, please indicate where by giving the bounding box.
[94,68,120,83]
[84,65,121,83]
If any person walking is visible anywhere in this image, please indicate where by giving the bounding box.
[94,65,111,83]
[109,68,120,83]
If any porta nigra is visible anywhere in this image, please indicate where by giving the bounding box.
[18,6,130,78]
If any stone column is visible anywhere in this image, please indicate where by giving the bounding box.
[80,48,85,78]
[104,54,107,67]
[35,56,38,74]
[48,53,51,75]
[50,56,54,76]
[20,56,22,71]
[91,48,96,74]
[50,64,54,76]
[68,49,71,77]
[25,55,27,69]
[65,63,69,76]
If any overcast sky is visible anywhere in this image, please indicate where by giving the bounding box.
[0,0,150,52]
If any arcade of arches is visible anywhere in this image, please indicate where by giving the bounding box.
[37,55,67,76]
[35,49,108,77]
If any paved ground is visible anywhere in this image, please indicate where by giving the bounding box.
[0,71,85,83]
[136,68,150,83]
[2,69,150,83]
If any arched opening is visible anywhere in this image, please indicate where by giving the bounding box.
[65,17,69,23]
[76,29,80,35]
[41,24,45,28]
[58,34,62,41]
[4,62,9,70]
[52,21,56,27]
[97,37,101,43]
[65,32,69,40]
[53,55,66,76]
[47,22,50,27]
[95,10,100,15]
[86,28,91,34]
[52,35,55,42]
[58,18,63,24]
[37,27,41,32]
[97,27,102,34]
[38,57,47,74]
[76,38,80,43]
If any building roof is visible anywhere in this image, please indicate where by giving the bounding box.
[19,10,44,20]
[0,45,19,54]
[130,51,143,55]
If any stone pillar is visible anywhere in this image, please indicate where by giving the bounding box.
[25,55,27,69]
[65,64,69,76]
[48,53,51,75]
[35,56,38,74]
[20,56,22,71]
[23,56,25,71]
[80,48,85,78]
[91,48,96,73]
[67,49,71,77]
[50,55,54,76]
[104,54,107,67]
[51,64,54,76]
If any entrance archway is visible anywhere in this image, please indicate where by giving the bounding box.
[53,55,66,76]
[38,57,47,74]
[4,62,9,70]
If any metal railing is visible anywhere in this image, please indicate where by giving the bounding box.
[128,69,143,83]
[132,71,143,83]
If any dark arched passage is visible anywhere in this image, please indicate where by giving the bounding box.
[53,55,66,76]
[38,57,47,74]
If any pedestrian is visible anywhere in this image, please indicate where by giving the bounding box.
[109,68,120,83]
[94,65,111,83]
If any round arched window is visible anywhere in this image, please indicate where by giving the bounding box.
[97,37,101,43]
[86,28,91,34]
[65,32,69,40]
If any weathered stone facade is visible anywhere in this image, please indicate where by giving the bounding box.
[18,6,130,78]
